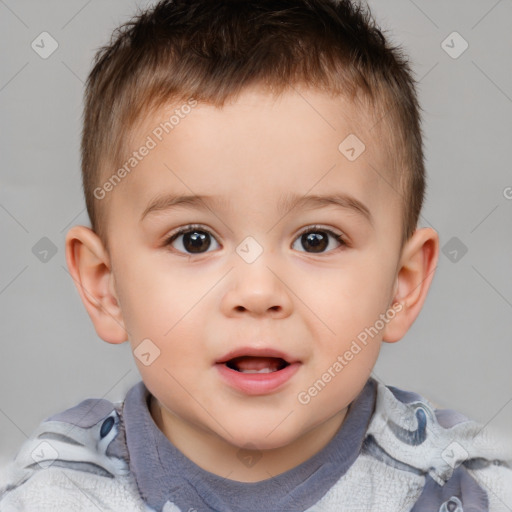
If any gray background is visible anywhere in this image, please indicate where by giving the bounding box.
[1,0,511,464]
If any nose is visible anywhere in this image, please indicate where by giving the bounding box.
[221,257,293,318]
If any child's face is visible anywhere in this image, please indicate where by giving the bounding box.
[71,85,437,476]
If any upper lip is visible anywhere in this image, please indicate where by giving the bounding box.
[215,346,300,365]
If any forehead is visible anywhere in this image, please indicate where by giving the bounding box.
[110,86,399,232]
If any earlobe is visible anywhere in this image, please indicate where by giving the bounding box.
[382,227,439,343]
[65,225,128,344]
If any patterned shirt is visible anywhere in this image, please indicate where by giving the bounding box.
[1,377,511,511]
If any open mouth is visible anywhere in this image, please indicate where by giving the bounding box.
[224,356,290,374]
[215,349,301,394]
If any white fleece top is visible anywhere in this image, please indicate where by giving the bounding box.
[1,377,511,511]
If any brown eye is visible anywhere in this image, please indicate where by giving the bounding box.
[293,226,346,254]
[165,225,220,254]
[164,224,346,256]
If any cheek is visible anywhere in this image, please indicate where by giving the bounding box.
[296,257,394,336]
[114,262,214,374]
[113,253,206,337]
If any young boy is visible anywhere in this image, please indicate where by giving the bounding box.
[1,0,511,510]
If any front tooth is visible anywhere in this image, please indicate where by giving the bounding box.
[240,368,274,374]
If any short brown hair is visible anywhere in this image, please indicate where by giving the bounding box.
[81,0,425,252]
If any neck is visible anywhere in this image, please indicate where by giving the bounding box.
[149,395,348,482]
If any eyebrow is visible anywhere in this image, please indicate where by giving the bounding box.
[140,192,373,225]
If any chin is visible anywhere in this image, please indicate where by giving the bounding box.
[223,423,302,452]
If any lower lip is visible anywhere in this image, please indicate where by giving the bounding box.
[215,362,301,395]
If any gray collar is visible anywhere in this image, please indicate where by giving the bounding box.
[123,377,377,512]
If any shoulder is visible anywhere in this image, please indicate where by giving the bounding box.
[0,385,150,511]
[363,379,512,510]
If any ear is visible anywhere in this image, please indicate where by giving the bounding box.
[65,225,128,344]
[382,227,439,343]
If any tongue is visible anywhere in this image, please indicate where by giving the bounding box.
[230,356,285,372]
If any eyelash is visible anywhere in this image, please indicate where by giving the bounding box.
[163,224,347,255]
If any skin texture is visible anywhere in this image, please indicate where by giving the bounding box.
[65,85,439,482]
